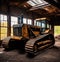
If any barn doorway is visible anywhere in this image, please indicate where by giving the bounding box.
[54,26,60,36]
[54,26,60,40]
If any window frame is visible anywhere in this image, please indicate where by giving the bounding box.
[11,16,18,36]
[0,14,7,40]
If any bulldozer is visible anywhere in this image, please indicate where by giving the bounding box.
[2,19,55,55]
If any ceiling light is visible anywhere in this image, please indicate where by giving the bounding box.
[27,0,36,6]
[32,0,43,4]
[27,0,50,10]
[27,0,49,7]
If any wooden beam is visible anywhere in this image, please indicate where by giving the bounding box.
[44,0,60,8]
[0,0,3,40]
[6,0,11,36]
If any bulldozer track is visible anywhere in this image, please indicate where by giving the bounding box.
[25,34,55,55]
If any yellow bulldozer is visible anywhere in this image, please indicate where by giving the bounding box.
[2,19,55,54]
[2,19,55,55]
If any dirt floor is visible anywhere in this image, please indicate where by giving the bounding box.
[0,39,60,62]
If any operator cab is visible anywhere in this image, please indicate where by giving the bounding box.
[34,18,51,34]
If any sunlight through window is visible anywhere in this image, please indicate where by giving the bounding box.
[11,16,18,36]
[23,18,27,24]
[0,14,7,40]
[28,19,32,25]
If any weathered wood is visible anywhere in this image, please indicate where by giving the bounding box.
[6,1,11,36]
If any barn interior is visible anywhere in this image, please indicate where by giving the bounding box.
[0,0,60,62]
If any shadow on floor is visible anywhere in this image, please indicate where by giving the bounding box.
[52,46,60,50]
[26,46,60,58]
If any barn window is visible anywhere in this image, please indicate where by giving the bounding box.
[23,18,27,24]
[0,14,7,40]
[28,19,32,25]
[11,16,18,36]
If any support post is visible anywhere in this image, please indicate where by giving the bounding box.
[6,1,11,36]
